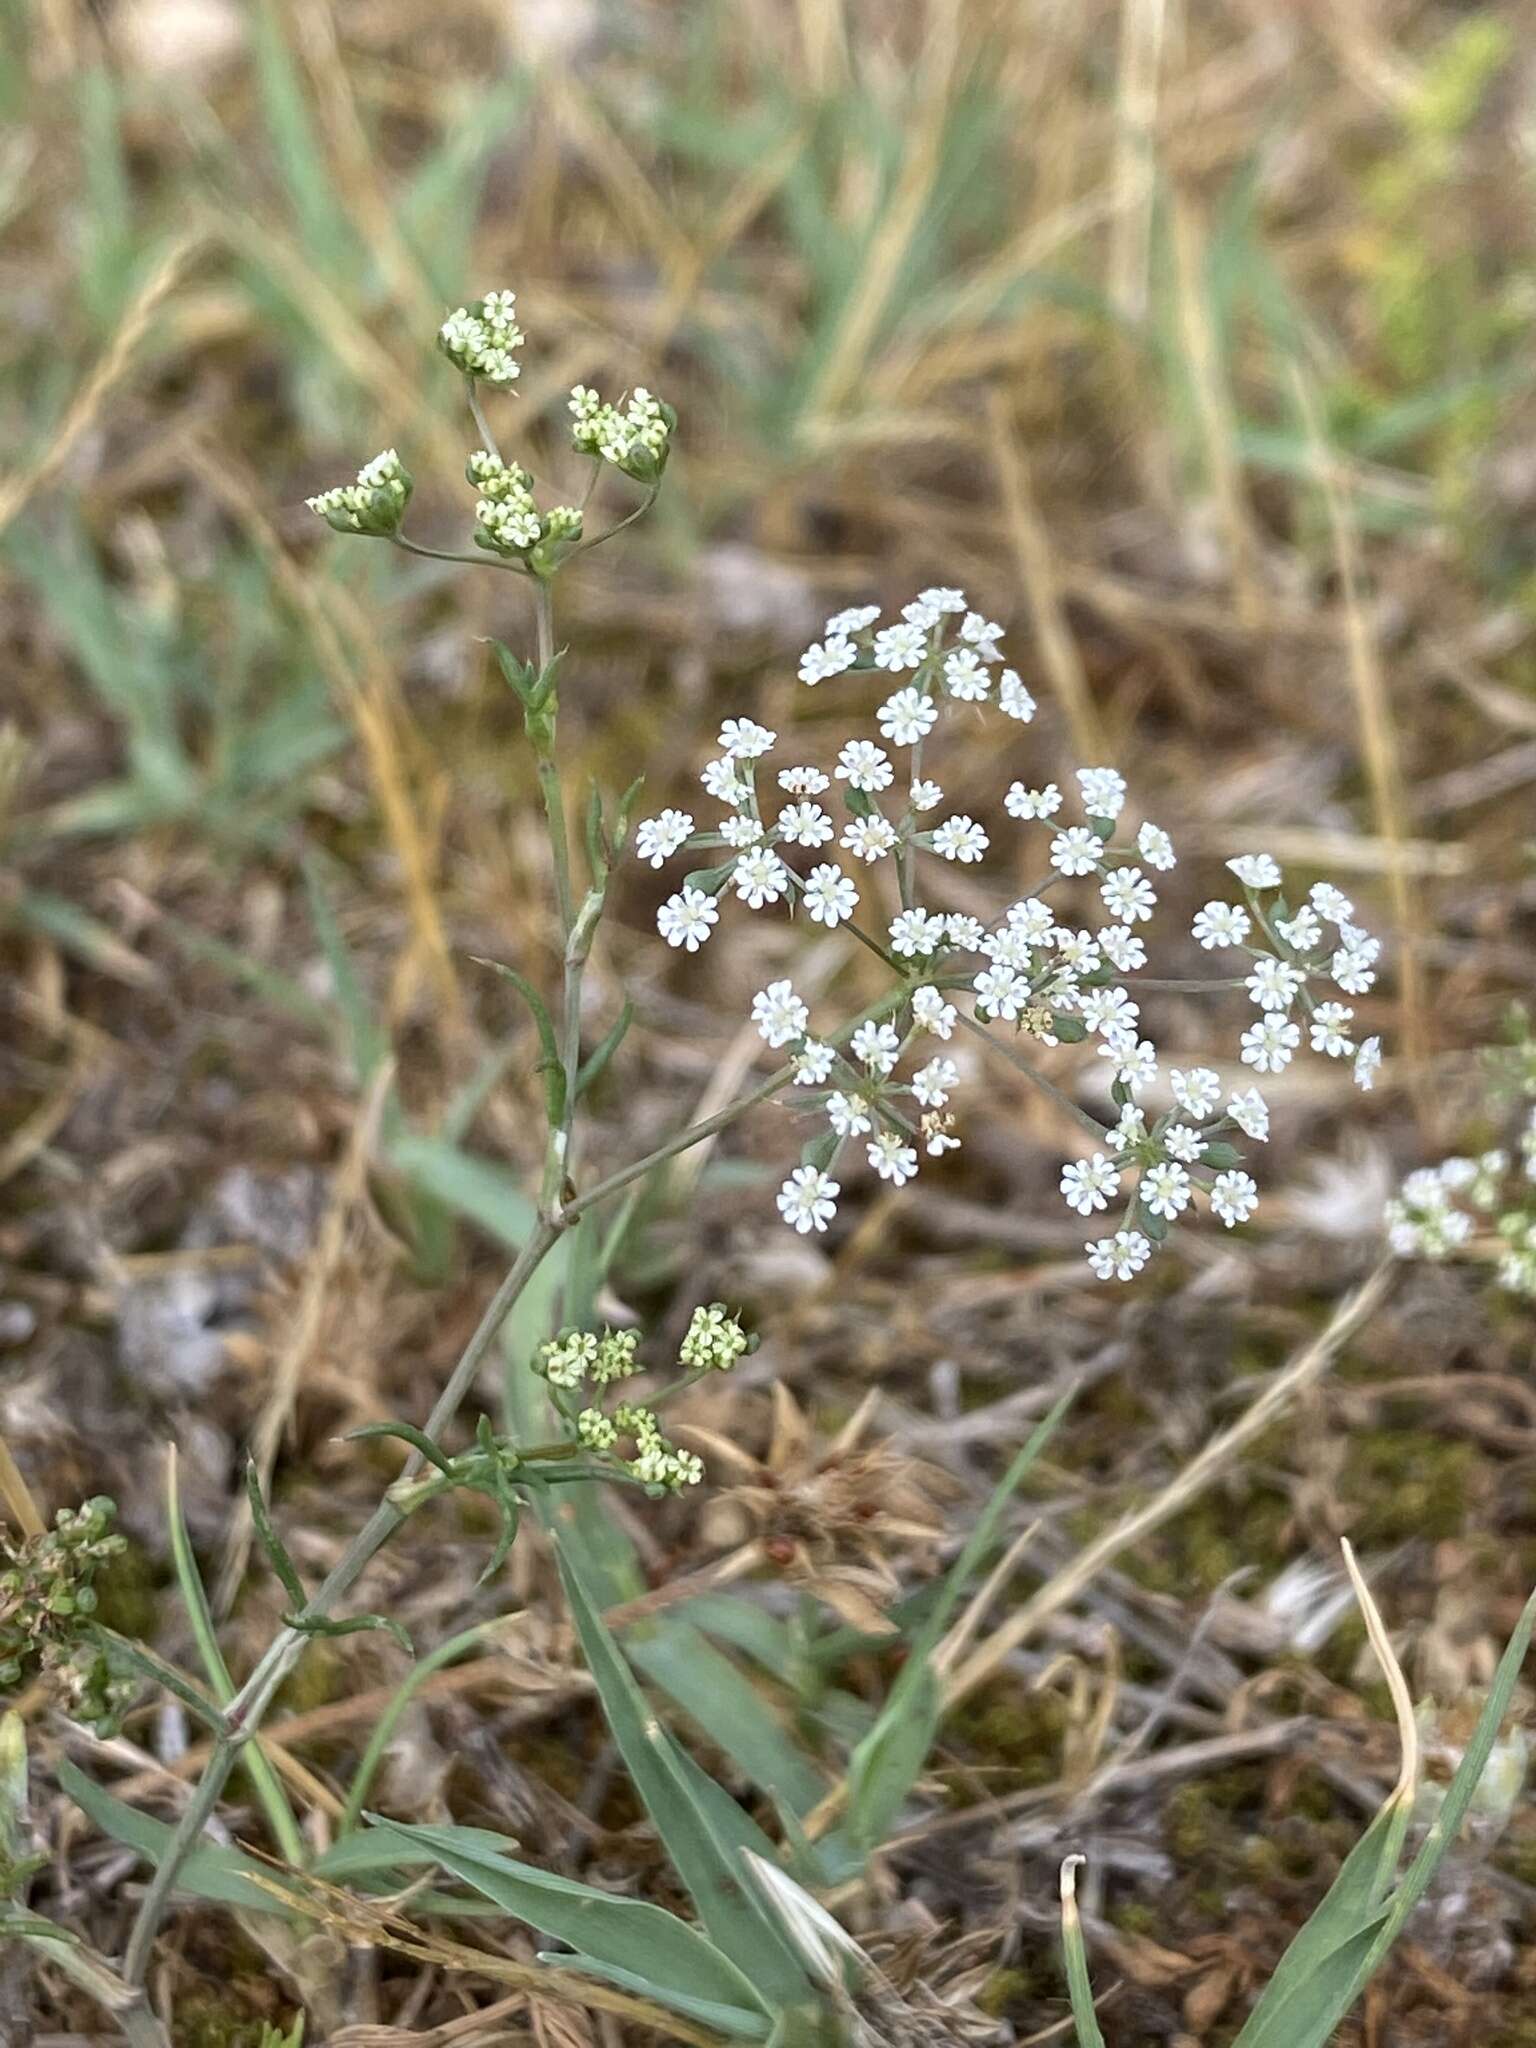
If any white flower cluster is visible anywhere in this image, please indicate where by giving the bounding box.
[569,383,675,483]
[438,289,525,384]
[1386,1101,1536,1297]
[635,590,1388,1278]
[467,449,583,565]
[677,1302,754,1372]
[305,448,412,537]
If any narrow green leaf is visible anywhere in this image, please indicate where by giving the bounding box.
[344,1420,456,1479]
[57,1762,301,1915]
[361,1817,770,2024]
[1059,1861,1106,2047]
[242,1461,308,1607]
[550,1952,771,2039]
[555,1549,813,2004]
[576,1000,635,1100]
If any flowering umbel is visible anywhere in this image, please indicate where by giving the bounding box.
[305,448,412,537]
[636,590,1385,1277]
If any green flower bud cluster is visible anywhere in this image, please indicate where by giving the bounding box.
[0,1498,132,1734]
[574,1402,699,1489]
[305,448,413,536]
[678,1302,754,1373]
[468,449,584,573]
[568,383,675,483]
[538,1325,641,1391]
[438,289,524,385]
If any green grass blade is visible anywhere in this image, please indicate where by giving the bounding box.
[56,1762,302,1916]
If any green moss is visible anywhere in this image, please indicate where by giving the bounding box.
[949,1683,1068,1788]
[976,1965,1037,2017]
[1119,1491,1290,1597]
[1343,1429,1475,1544]
[172,1996,272,2048]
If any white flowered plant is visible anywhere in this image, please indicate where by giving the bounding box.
[1385,1021,1536,1297]
[637,593,1385,1276]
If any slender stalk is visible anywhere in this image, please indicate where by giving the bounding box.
[956,1010,1112,1142]
[390,533,524,576]
[466,375,503,464]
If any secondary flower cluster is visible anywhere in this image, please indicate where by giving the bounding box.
[305,448,412,537]
[569,383,675,483]
[635,590,1386,1276]
[468,449,583,569]
[437,289,525,384]
[1386,1097,1536,1298]
[0,1497,132,1734]
[535,1304,754,1489]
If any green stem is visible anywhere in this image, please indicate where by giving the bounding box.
[390,533,524,576]
[466,375,503,464]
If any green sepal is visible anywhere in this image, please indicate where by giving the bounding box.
[1200,1142,1245,1169]
[1052,1014,1088,1043]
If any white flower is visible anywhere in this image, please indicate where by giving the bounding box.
[889,908,945,957]
[877,688,938,746]
[1227,853,1282,890]
[777,1166,840,1234]
[1245,958,1306,1012]
[1332,944,1378,996]
[942,647,991,701]
[1050,826,1102,877]
[984,926,1034,970]
[1077,767,1127,820]
[720,814,765,848]
[777,801,834,847]
[1086,1229,1152,1281]
[1006,782,1062,820]
[701,755,750,805]
[916,586,966,615]
[1353,1035,1382,1091]
[801,863,858,926]
[922,1115,962,1157]
[1240,1016,1301,1073]
[835,740,895,792]
[1275,906,1323,954]
[826,604,880,638]
[851,1020,901,1074]
[1061,1154,1122,1215]
[1171,1066,1221,1118]
[827,1092,872,1136]
[657,887,719,951]
[902,595,944,628]
[1309,882,1355,926]
[912,985,957,1039]
[733,849,790,908]
[1054,928,1101,974]
[1227,1087,1270,1140]
[973,963,1030,1020]
[931,815,989,863]
[752,979,809,1047]
[945,914,987,952]
[718,717,776,760]
[1309,1002,1355,1057]
[1098,924,1147,972]
[635,809,694,866]
[779,765,830,796]
[1103,1036,1158,1094]
[1136,822,1176,871]
[867,1131,919,1185]
[1080,986,1139,1038]
[910,778,944,812]
[1008,897,1058,944]
[912,1056,959,1108]
[873,622,927,671]
[840,816,899,862]
[798,636,857,686]
[998,669,1036,722]
[1192,901,1251,949]
[794,1040,836,1084]
[1100,866,1157,924]
[1141,1160,1192,1220]
[1162,1123,1206,1164]
[1210,1170,1259,1227]
[960,612,1003,657]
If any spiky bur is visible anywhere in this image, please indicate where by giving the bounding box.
[637,592,1384,1279]
[537,1304,756,1492]
[0,1499,132,1735]
[1386,1017,1536,1294]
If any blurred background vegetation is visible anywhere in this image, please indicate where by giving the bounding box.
[7,2,1536,2041]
